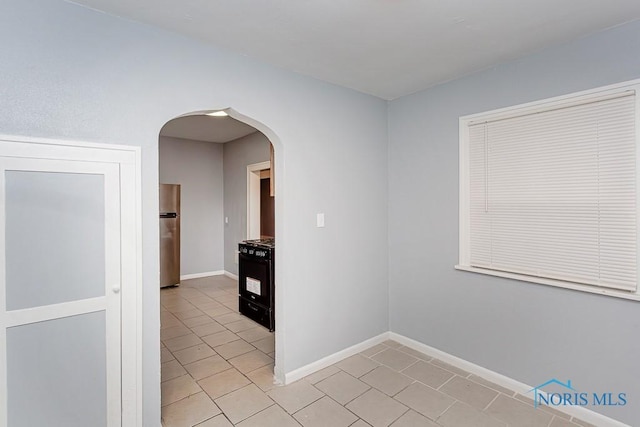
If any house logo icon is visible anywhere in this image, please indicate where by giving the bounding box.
[528,379,575,408]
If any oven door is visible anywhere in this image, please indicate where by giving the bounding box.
[238,253,272,307]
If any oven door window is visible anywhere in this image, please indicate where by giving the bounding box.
[246,277,261,296]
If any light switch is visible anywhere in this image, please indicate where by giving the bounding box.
[225,216,229,224]
[317,213,325,228]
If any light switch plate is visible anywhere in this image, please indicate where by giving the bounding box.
[317,213,325,228]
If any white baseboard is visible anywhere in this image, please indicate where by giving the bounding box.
[180,270,225,280]
[284,332,390,384]
[224,271,239,280]
[388,332,629,427]
[180,270,238,281]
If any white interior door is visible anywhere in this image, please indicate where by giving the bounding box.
[0,156,122,427]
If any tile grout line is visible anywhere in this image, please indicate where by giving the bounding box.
[482,389,502,411]
[322,394,366,427]
[400,358,420,372]
[231,402,277,425]
[435,373,457,392]
[274,380,325,419]
[323,367,373,406]
[434,396,459,424]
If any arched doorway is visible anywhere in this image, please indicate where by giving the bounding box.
[157,108,284,423]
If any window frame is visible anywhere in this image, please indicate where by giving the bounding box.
[456,79,640,302]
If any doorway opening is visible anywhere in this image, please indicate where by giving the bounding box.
[247,160,275,240]
[157,109,281,421]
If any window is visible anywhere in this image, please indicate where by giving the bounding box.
[457,81,640,300]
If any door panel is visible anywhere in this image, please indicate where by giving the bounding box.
[0,158,121,427]
[7,312,107,427]
[5,171,106,310]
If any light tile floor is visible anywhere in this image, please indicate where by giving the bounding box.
[161,276,595,427]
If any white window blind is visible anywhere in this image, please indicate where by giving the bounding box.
[467,91,637,292]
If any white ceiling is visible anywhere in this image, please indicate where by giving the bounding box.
[85,1,640,144]
[71,0,640,100]
[160,114,258,143]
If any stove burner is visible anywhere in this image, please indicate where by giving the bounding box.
[243,238,275,248]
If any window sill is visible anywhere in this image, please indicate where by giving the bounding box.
[454,265,640,302]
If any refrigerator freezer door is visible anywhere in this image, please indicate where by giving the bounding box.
[160,183,180,214]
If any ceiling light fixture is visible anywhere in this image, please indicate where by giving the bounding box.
[207,110,228,117]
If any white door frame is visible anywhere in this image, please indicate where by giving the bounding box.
[246,161,270,240]
[0,135,142,426]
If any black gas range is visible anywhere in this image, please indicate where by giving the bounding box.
[238,239,275,331]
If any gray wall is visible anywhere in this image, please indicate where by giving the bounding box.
[159,136,224,276]
[223,132,271,276]
[388,21,640,425]
[0,1,389,424]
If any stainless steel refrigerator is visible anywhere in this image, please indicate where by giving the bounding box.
[160,184,181,287]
